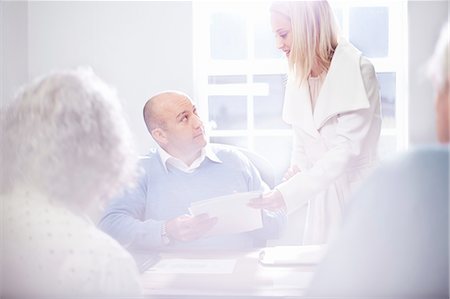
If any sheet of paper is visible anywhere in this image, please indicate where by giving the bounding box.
[189,191,263,236]
[259,245,327,265]
[272,271,315,289]
[147,258,236,274]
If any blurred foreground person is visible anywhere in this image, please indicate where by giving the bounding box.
[307,21,449,298]
[0,68,143,297]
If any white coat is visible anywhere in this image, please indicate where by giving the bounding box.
[276,39,382,245]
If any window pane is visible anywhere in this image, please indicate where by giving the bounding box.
[377,72,396,129]
[253,74,289,129]
[332,7,343,30]
[210,137,248,149]
[210,13,247,60]
[378,135,397,159]
[349,7,389,57]
[208,96,247,129]
[254,136,292,184]
[208,75,246,84]
[254,14,283,59]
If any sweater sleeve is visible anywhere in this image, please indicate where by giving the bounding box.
[245,154,270,193]
[98,161,165,250]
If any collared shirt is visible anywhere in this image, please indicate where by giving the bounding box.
[158,144,222,173]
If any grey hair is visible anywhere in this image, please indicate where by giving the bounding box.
[0,68,137,209]
[427,21,449,91]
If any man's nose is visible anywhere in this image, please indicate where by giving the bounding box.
[192,114,203,128]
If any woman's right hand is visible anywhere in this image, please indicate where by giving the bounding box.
[283,165,300,181]
[248,189,286,211]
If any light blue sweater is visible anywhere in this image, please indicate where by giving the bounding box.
[99,144,285,251]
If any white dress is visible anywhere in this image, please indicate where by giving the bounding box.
[2,187,143,297]
[276,39,382,245]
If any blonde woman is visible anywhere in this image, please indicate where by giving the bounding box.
[249,1,382,245]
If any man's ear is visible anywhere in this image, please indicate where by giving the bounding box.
[151,128,167,145]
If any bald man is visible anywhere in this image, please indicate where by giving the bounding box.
[99,91,285,251]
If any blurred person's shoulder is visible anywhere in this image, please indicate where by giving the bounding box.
[307,144,449,298]
[356,144,449,206]
[61,220,143,295]
[379,145,448,175]
[2,191,142,296]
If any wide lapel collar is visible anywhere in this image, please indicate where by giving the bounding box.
[313,39,371,129]
[282,77,320,138]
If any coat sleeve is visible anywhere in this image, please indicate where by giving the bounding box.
[291,131,310,170]
[277,58,381,213]
[98,161,165,250]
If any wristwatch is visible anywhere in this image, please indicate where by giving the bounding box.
[161,222,170,245]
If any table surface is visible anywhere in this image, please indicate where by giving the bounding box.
[141,249,317,298]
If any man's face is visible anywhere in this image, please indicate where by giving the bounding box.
[156,94,207,159]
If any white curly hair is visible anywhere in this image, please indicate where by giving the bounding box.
[0,67,137,210]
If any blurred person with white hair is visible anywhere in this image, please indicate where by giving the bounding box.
[0,68,143,297]
[306,21,449,298]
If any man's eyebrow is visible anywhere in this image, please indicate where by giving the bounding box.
[176,110,189,120]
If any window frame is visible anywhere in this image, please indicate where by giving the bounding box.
[193,1,409,162]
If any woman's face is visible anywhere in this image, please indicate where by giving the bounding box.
[271,11,292,58]
[435,80,450,143]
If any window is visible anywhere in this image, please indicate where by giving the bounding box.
[193,1,408,183]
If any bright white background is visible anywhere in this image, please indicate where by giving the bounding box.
[1,1,448,154]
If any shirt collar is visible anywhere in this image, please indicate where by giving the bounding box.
[157,144,222,173]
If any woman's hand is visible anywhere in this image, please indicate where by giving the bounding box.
[248,189,286,211]
[283,165,300,181]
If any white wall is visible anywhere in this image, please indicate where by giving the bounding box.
[2,1,193,154]
[2,1,448,149]
[0,2,2,102]
[1,1,29,106]
[408,1,448,145]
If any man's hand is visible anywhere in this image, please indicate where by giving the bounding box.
[165,213,217,242]
[248,189,286,211]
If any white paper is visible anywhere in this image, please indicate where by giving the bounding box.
[259,245,327,265]
[272,271,315,289]
[189,191,263,236]
[147,258,236,274]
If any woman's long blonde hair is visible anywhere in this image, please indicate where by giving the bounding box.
[271,1,339,85]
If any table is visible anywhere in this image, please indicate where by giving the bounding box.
[141,249,317,298]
